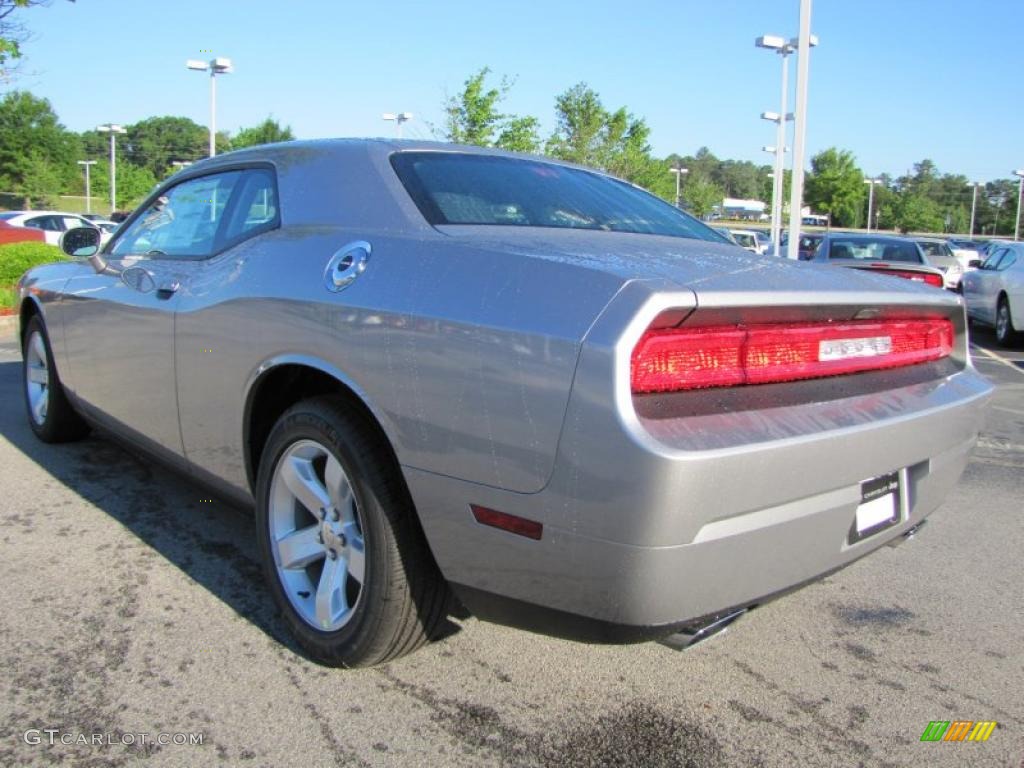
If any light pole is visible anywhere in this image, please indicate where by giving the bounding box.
[77,160,97,214]
[756,35,796,250]
[382,112,413,138]
[990,194,1006,236]
[787,0,817,261]
[1014,169,1024,241]
[966,181,982,238]
[187,57,233,156]
[96,124,126,214]
[864,178,881,233]
[669,165,688,208]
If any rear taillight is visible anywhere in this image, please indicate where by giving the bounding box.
[868,265,944,288]
[631,318,953,393]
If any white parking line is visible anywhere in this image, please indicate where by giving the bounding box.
[971,344,1024,376]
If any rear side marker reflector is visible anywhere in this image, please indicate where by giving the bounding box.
[471,505,543,540]
[631,318,953,393]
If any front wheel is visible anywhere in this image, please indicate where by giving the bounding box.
[255,396,449,667]
[22,316,89,443]
[995,298,1021,347]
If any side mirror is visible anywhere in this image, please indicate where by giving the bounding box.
[59,226,120,276]
[968,259,982,269]
[59,226,101,258]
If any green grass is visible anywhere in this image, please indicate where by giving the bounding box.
[0,242,68,310]
[0,283,17,312]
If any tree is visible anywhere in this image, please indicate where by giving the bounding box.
[0,90,79,195]
[546,83,667,196]
[90,159,157,209]
[18,151,60,207]
[495,116,541,154]
[441,67,539,152]
[887,194,945,234]
[1,1,74,82]
[681,174,723,218]
[232,117,294,149]
[805,148,866,227]
[119,116,213,178]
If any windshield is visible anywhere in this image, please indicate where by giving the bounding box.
[827,238,921,263]
[391,152,726,242]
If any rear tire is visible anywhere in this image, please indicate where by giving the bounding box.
[995,297,1021,348]
[22,316,89,443]
[255,395,449,667]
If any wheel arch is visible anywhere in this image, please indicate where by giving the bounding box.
[242,355,402,495]
[18,295,44,344]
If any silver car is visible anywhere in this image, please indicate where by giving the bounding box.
[17,141,992,666]
[961,241,1024,346]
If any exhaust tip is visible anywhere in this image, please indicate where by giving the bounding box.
[658,608,748,651]
[887,519,927,548]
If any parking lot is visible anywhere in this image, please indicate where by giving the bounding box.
[0,325,1021,768]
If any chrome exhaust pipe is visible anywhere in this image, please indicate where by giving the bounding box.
[887,519,927,548]
[658,608,748,651]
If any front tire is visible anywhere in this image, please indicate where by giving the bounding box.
[995,297,1021,347]
[255,396,449,667]
[22,316,89,443]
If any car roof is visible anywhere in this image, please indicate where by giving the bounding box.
[824,233,913,244]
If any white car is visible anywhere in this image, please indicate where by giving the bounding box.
[0,210,111,246]
[916,238,966,291]
[728,228,769,255]
[961,241,1024,346]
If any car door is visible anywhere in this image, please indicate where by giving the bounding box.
[963,248,1002,322]
[61,170,247,460]
[23,215,64,245]
[976,249,1008,324]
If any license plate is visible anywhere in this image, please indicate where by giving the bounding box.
[850,472,900,542]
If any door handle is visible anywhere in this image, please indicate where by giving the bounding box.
[156,280,180,299]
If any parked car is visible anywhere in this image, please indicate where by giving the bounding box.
[768,232,824,260]
[0,219,46,245]
[961,241,1024,346]
[0,210,110,246]
[811,233,945,288]
[728,228,769,255]
[18,140,991,666]
[947,238,988,268]
[916,237,966,290]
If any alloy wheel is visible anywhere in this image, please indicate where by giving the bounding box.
[24,330,50,426]
[267,439,366,632]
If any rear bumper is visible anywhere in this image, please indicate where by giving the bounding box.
[407,283,992,640]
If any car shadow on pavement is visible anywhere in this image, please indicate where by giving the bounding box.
[0,359,463,663]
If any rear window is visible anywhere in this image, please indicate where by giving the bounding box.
[391,152,725,242]
[828,239,921,263]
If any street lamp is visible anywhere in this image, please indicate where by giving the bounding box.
[96,124,126,214]
[187,57,233,157]
[382,112,413,138]
[77,160,97,214]
[989,194,1006,236]
[1014,169,1024,241]
[966,181,983,238]
[171,160,193,171]
[864,178,882,233]
[756,35,795,250]
[783,0,819,260]
[669,165,688,208]
[762,143,788,247]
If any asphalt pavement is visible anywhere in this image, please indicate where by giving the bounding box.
[0,325,1021,768]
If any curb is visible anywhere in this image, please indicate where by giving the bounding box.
[0,314,18,339]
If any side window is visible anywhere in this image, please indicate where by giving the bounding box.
[62,216,88,231]
[998,251,1017,271]
[219,168,279,246]
[109,171,243,260]
[26,216,59,231]
[982,249,1005,270]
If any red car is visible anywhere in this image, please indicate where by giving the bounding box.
[0,219,46,245]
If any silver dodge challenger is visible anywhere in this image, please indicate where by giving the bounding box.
[17,140,992,666]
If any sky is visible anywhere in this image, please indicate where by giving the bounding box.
[8,0,1024,181]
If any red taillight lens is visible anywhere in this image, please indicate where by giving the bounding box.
[631,318,953,393]
[869,266,944,288]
